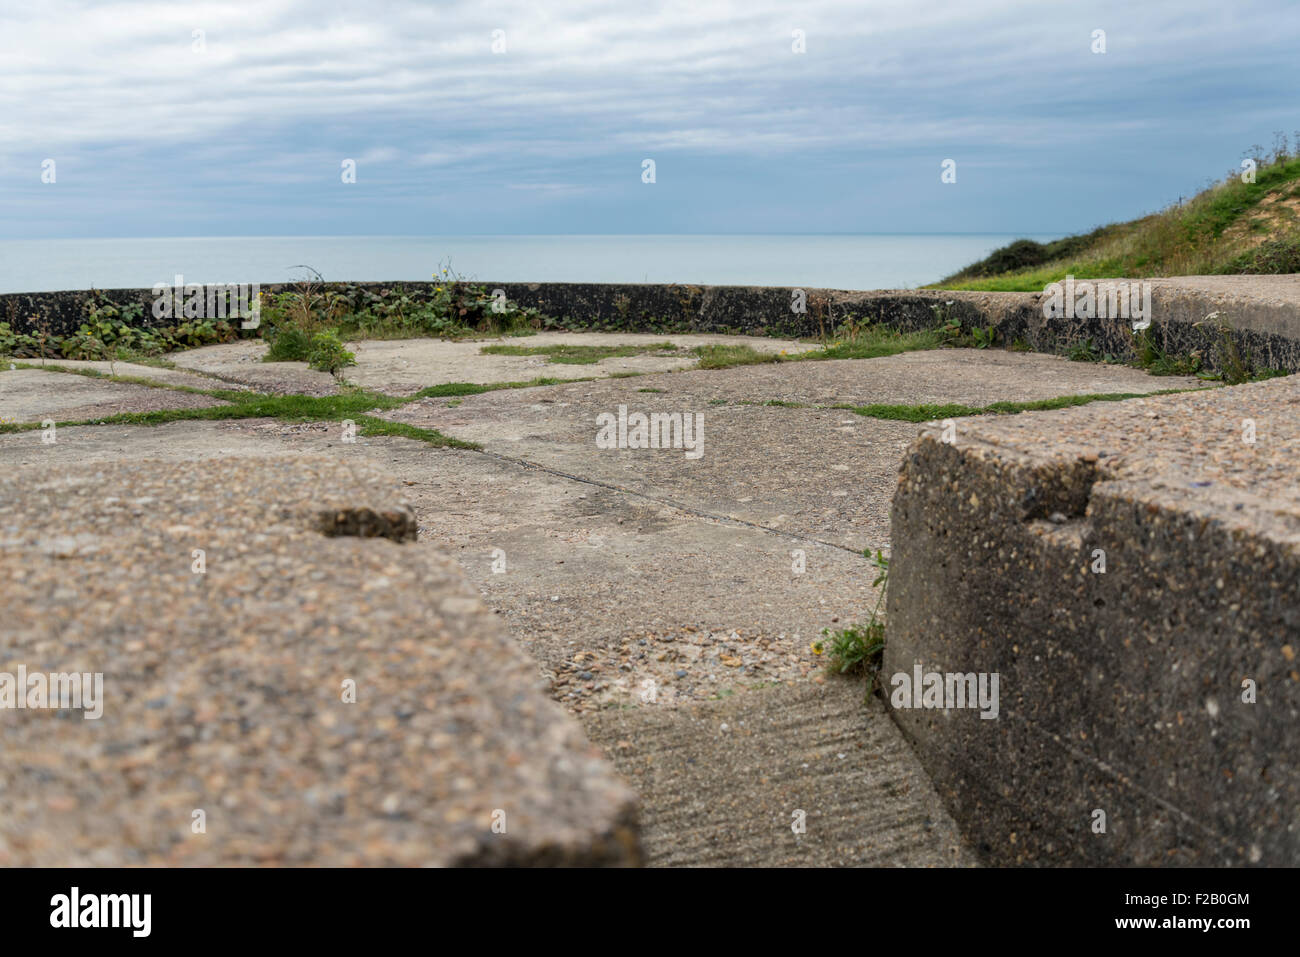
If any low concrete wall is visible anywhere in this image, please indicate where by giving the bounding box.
[6,280,1299,373]
[884,374,1300,866]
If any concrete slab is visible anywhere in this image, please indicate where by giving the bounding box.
[344,331,817,396]
[0,456,639,866]
[0,367,228,425]
[584,681,976,867]
[0,420,879,707]
[380,351,1200,551]
[11,358,251,392]
[641,349,1204,408]
[167,342,341,396]
[0,419,969,867]
[885,372,1300,865]
[169,332,817,398]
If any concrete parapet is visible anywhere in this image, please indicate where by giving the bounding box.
[884,375,1300,865]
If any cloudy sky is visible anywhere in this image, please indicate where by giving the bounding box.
[2,0,1297,239]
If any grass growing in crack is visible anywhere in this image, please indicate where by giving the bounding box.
[1130,328,1204,377]
[692,344,783,369]
[0,385,476,448]
[811,326,943,360]
[412,376,597,398]
[815,550,889,676]
[9,361,217,396]
[692,326,944,370]
[480,341,679,364]
[837,388,1202,423]
[1066,337,1102,363]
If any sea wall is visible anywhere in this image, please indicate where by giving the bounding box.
[3,279,1299,373]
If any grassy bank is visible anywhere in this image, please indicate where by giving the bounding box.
[934,138,1300,291]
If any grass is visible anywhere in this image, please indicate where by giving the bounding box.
[0,377,476,448]
[692,344,783,369]
[833,388,1201,422]
[813,327,943,360]
[692,326,942,370]
[412,376,598,398]
[10,361,216,395]
[480,341,679,364]
[933,146,1300,290]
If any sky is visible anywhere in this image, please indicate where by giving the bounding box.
[2,0,1298,239]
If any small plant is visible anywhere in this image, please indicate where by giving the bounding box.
[1067,337,1101,362]
[972,325,997,349]
[1130,326,1203,376]
[814,550,889,676]
[1195,311,1251,384]
[264,324,313,362]
[307,329,356,376]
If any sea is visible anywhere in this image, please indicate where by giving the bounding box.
[0,234,1054,295]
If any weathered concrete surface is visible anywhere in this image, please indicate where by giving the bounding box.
[584,681,976,866]
[345,332,814,395]
[381,352,1200,551]
[0,367,228,424]
[9,358,250,392]
[0,343,1241,868]
[167,343,342,396]
[0,456,639,866]
[0,418,969,866]
[0,419,881,708]
[885,374,1300,866]
[170,332,815,397]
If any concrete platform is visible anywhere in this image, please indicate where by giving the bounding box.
[380,353,1199,551]
[0,366,228,424]
[0,333,1267,868]
[171,331,816,397]
[0,456,639,866]
[885,374,1300,865]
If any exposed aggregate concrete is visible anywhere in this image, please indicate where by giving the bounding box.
[0,457,638,866]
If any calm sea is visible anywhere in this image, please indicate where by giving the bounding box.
[0,234,1052,295]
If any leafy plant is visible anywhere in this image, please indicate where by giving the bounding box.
[307,329,356,375]
[1067,337,1100,362]
[972,325,997,349]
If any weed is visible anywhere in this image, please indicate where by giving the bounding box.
[814,550,889,676]
[1130,328,1203,376]
[306,329,356,376]
[692,344,781,369]
[1067,337,1101,362]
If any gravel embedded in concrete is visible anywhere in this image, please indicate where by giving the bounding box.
[0,456,638,866]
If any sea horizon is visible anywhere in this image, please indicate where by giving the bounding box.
[0,233,1055,295]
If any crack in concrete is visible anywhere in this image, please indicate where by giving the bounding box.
[476,448,888,558]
